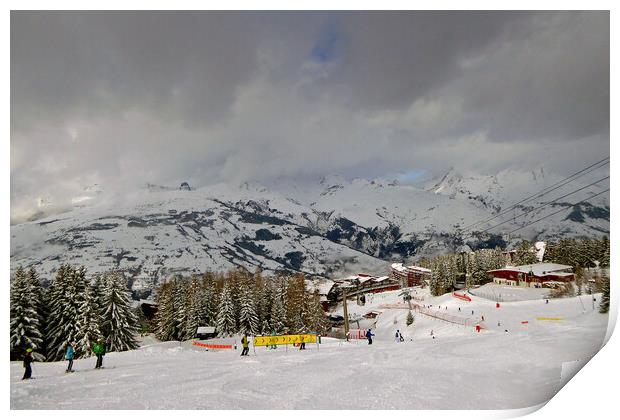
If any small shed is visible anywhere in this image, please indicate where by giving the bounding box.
[196,326,217,339]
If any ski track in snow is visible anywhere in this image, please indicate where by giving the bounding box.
[10,288,609,410]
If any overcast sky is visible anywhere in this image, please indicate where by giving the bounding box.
[11,11,609,219]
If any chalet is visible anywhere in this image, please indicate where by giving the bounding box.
[390,263,432,288]
[487,263,574,288]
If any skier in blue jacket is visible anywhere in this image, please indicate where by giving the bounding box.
[366,329,375,345]
[65,343,75,373]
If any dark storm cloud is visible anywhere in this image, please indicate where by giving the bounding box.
[10,11,609,221]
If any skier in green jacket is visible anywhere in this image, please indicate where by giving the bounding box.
[92,339,106,369]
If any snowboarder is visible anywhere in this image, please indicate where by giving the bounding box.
[241,334,250,356]
[93,339,106,369]
[366,329,374,345]
[65,343,75,373]
[22,348,34,380]
[395,330,401,343]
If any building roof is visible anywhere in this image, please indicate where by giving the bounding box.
[197,326,216,334]
[314,280,336,295]
[488,263,572,277]
[391,263,432,274]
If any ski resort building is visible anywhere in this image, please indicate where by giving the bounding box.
[390,263,432,288]
[487,263,574,288]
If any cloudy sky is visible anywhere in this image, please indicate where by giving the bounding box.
[11,11,609,219]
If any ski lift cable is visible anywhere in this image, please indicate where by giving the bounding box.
[462,156,610,231]
[478,176,609,234]
[506,188,610,235]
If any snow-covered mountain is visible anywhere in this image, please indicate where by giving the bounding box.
[10,169,609,298]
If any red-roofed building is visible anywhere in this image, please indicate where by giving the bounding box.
[487,263,574,288]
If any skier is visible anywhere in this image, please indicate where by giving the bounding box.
[399,332,404,342]
[93,339,106,369]
[395,329,401,343]
[430,329,433,336]
[481,315,485,321]
[22,348,34,380]
[65,343,75,373]
[366,329,374,345]
[241,334,250,356]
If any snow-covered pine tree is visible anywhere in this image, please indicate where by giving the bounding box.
[153,281,177,341]
[10,266,44,359]
[171,276,188,340]
[216,281,237,336]
[270,279,287,334]
[198,272,217,326]
[75,283,103,357]
[101,272,139,352]
[600,236,610,267]
[258,279,274,334]
[514,240,537,265]
[237,276,259,335]
[91,275,107,311]
[599,275,610,314]
[183,275,202,339]
[45,264,86,361]
[26,267,46,357]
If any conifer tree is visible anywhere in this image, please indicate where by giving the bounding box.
[514,240,537,265]
[305,292,328,334]
[75,283,103,357]
[10,266,43,359]
[285,274,308,332]
[270,279,287,334]
[154,281,177,341]
[406,310,414,326]
[238,276,259,335]
[101,272,139,352]
[216,282,237,336]
[184,275,202,339]
[198,273,217,326]
[46,264,85,361]
[599,276,610,314]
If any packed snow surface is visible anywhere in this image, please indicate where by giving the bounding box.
[11,286,609,409]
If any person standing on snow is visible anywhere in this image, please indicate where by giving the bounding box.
[270,330,277,350]
[93,339,106,369]
[65,343,75,373]
[366,329,375,345]
[395,330,401,343]
[22,348,34,380]
[241,334,250,356]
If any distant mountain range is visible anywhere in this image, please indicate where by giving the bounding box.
[10,168,609,299]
